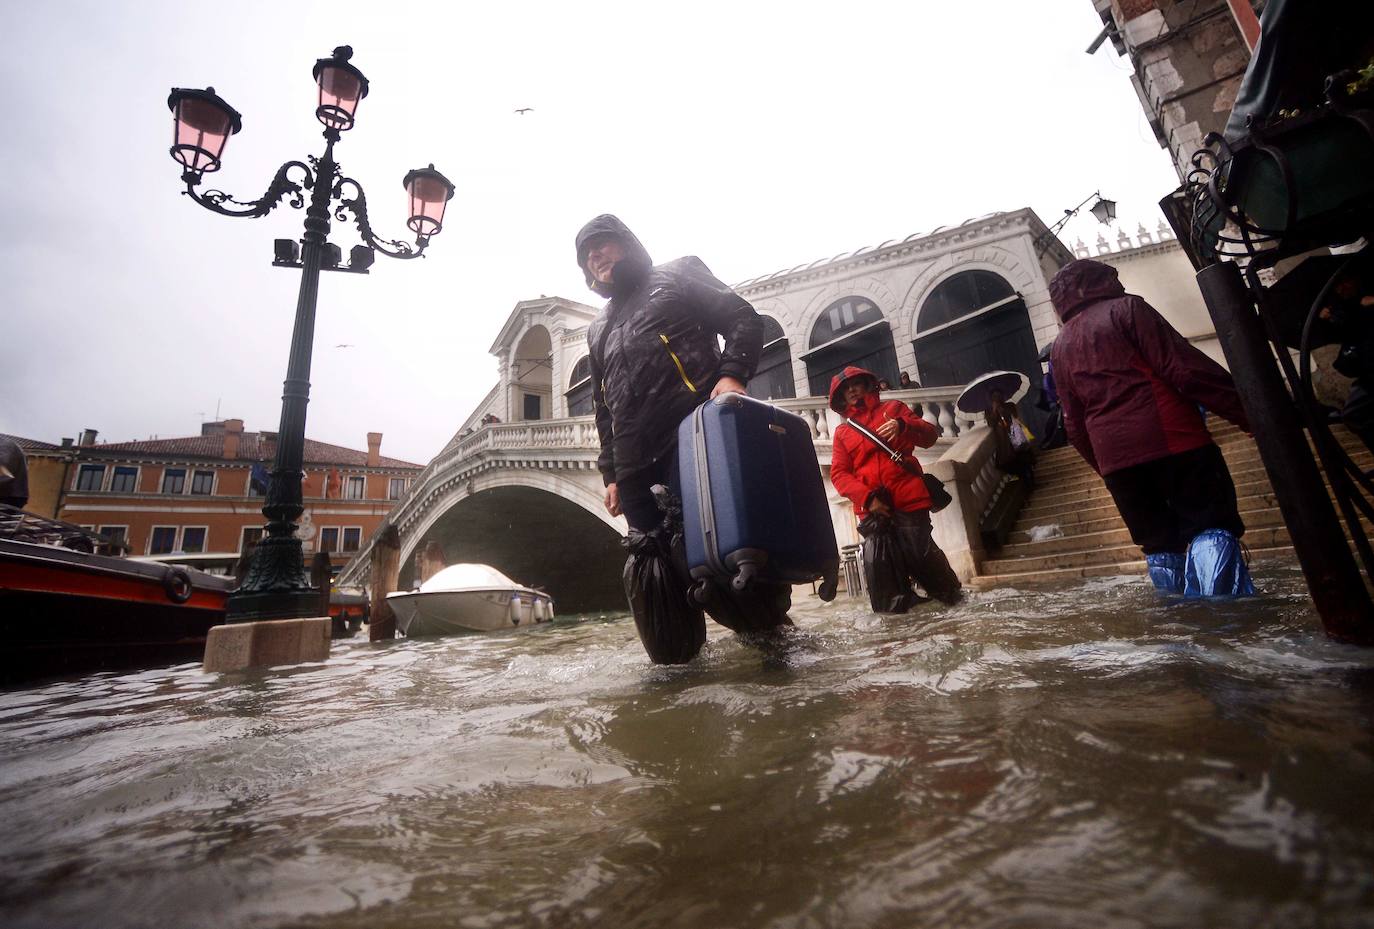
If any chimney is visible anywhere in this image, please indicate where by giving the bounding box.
[223,418,244,459]
[80,428,98,447]
[367,432,382,467]
[61,437,74,448]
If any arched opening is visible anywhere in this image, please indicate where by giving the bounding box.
[400,486,626,614]
[913,270,1042,397]
[746,316,796,401]
[512,326,553,421]
[566,355,593,416]
[802,296,899,397]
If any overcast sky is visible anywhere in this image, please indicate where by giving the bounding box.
[1,1,1181,465]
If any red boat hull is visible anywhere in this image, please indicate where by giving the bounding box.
[1,540,232,685]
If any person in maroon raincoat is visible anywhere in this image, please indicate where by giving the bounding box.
[1048,259,1252,591]
[829,365,962,608]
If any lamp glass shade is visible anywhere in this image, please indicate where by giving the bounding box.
[169,90,239,173]
[1091,197,1118,224]
[404,167,455,237]
[316,64,364,130]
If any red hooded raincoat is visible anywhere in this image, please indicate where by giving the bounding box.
[828,366,940,516]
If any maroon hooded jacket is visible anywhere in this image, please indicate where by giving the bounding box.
[1048,259,1250,476]
[828,366,940,515]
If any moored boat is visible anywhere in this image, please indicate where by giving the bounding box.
[386,563,555,636]
[1,535,234,684]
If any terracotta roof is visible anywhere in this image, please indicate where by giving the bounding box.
[82,433,424,469]
[0,433,63,453]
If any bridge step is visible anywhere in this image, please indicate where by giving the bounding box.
[974,424,1370,587]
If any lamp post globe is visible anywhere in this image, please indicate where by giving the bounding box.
[403,165,456,238]
[312,46,369,132]
[167,87,241,176]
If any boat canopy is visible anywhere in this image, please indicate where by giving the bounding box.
[419,563,522,594]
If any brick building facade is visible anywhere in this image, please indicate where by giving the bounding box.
[9,420,423,571]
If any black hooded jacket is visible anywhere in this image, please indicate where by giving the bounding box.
[576,215,763,485]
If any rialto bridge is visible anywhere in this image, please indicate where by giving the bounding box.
[338,209,1207,612]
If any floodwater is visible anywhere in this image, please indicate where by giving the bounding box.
[2,564,1373,929]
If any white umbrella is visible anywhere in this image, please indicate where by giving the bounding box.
[956,370,1030,414]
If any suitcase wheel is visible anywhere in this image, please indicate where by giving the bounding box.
[689,581,712,606]
[818,577,838,602]
[731,562,759,592]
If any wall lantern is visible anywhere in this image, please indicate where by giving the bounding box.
[1090,196,1118,225]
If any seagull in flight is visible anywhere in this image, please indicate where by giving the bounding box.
[335,343,355,349]
[514,107,534,116]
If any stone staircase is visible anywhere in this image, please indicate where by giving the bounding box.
[969,422,1370,589]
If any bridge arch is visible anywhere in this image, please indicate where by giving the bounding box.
[398,470,626,615]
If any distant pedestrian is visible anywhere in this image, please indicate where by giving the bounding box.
[1049,259,1253,596]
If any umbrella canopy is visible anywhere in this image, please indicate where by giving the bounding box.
[956,370,1030,414]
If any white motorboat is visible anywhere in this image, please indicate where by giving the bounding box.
[386,563,555,636]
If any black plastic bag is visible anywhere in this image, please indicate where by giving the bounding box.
[623,529,706,664]
[858,514,923,614]
[859,508,963,612]
[622,486,706,664]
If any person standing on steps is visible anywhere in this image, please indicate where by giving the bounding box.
[1048,259,1254,596]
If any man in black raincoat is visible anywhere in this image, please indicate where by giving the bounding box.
[576,214,786,662]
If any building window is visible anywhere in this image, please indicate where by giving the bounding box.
[98,526,128,548]
[241,526,264,552]
[804,296,899,397]
[109,466,138,493]
[190,470,215,495]
[320,527,340,553]
[342,527,362,552]
[566,356,593,417]
[248,463,269,497]
[746,316,796,401]
[523,393,541,421]
[388,477,408,500]
[75,464,105,492]
[149,526,178,555]
[161,468,186,494]
[181,527,207,553]
[345,476,365,500]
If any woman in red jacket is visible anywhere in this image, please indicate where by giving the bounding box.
[829,366,962,609]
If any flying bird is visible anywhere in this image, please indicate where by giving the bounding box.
[514,107,534,115]
[335,343,355,349]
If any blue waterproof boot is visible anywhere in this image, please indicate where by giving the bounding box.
[1183,529,1255,597]
[1145,552,1186,594]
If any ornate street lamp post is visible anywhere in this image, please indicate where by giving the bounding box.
[166,46,454,622]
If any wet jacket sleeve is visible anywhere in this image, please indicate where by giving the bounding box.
[1055,361,1099,474]
[587,330,616,486]
[882,400,939,451]
[679,257,763,383]
[1119,297,1252,432]
[829,430,874,511]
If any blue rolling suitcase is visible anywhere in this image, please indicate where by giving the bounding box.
[678,393,839,602]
